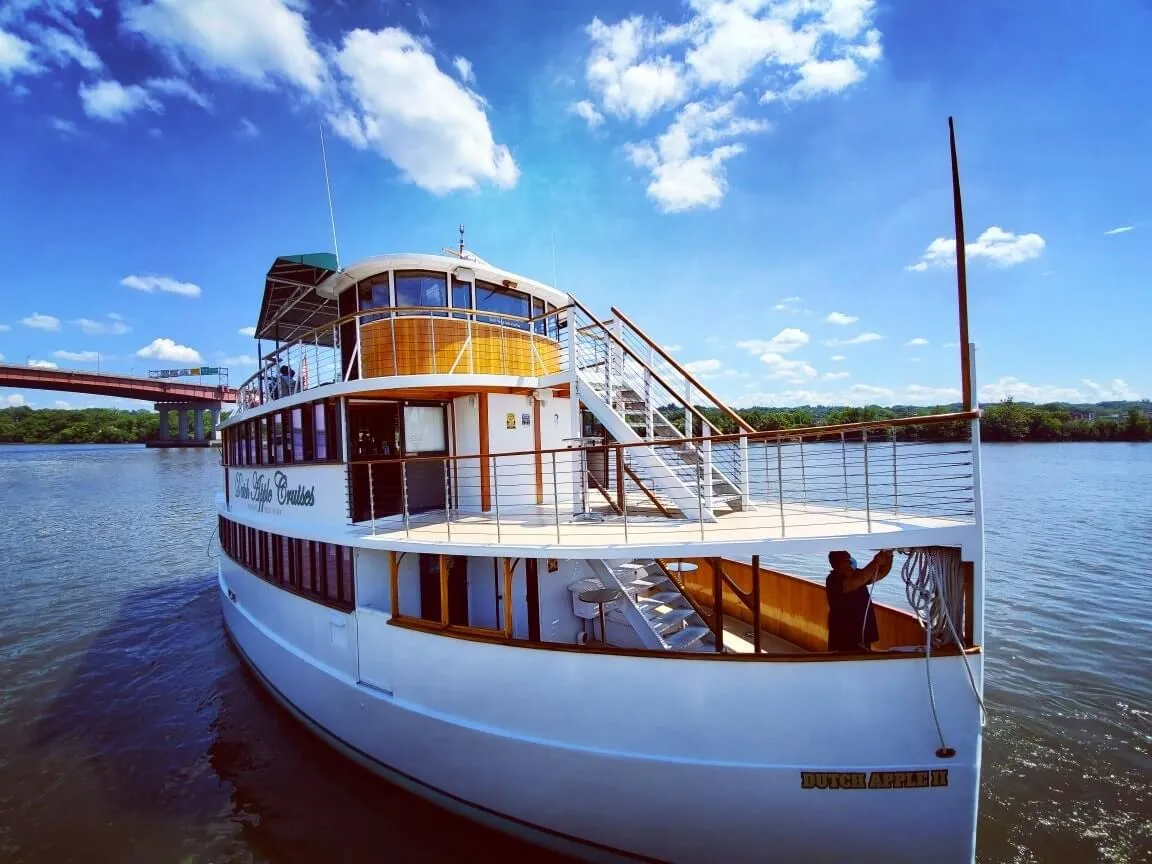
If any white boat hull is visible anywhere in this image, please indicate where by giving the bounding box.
[219,559,981,864]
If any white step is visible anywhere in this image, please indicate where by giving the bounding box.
[650,607,696,634]
[626,574,673,592]
[666,626,710,651]
[638,591,684,607]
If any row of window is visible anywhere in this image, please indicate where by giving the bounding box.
[356,269,560,337]
[219,516,355,612]
[224,398,341,467]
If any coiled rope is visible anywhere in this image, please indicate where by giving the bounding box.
[900,547,988,756]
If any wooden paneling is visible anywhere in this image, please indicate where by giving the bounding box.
[360,317,562,379]
[674,557,925,653]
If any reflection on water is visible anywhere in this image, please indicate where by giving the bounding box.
[0,443,1149,863]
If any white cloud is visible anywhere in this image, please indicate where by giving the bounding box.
[0,28,41,80]
[1079,378,1139,401]
[0,352,4,360]
[684,358,722,374]
[907,226,1045,272]
[845,383,893,401]
[238,326,257,337]
[570,99,604,129]
[790,57,864,98]
[72,316,131,335]
[737,327,809,355]
[54,400,72,408]
[121,274,201,297]
[626,97,768,212]
[32,24,101,71]
[28,359,57,368]
[136,338,203,363]
[905,337,929,347]
[825,311,857,325]
[80,80,161,121]
[52,350,99,362]
[1104,225,1134,235]
[829,354,846,362]
[773,295,808,313]
[223,354,257,366]
[3,393,27,406]
[825,331,883,347]
[903,384,960,404]
[759,353,817,381]
[49,116,80,136]
[22,313,60,331]
[823,371,850,380]
[452,56,474,83]
[585,16,687,121]
[0,324,8,331]
[146,76,211,109]
[974,377,1144,404]
[238,117,259,138]
[327,28,518,194]
[123,0,325,94]
[662,343,682,352]
[108,312,123,320]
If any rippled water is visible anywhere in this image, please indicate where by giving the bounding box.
[0,443,1149,863]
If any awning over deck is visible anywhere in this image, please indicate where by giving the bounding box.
[254,253,340,345]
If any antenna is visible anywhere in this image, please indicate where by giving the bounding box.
[551,225,559,290]
[948,116,972,410]
[319,118,341,269]
[458,223,466,256]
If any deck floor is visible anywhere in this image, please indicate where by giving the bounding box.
[355,500,972,550]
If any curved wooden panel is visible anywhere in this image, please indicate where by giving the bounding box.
[360,317,562,378]
[675,558,926,653]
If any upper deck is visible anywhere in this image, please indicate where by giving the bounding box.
[219,251,983,555]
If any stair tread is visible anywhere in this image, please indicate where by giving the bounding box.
[638,591,684,606]
[666,626,710,650]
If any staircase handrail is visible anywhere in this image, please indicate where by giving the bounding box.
[569,297,716,435]
[610,306,756,434]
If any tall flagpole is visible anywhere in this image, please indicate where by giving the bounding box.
[320,119,341,269]
[949,117,973,411]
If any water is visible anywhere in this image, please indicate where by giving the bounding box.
[0,443,1149,863]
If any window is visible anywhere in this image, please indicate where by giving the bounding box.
[314,402,328,461]
[224,399,339,468]
[257,416,268,465]
[291,407,305,462]
[476,280,530,328]
[546,302,559,341]
[451,277,472,318]
[403,405,446,454]
[531,297,545,334]
[394,270,447,314]
[358,277,392,323]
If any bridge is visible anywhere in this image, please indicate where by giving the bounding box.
[0,363,237,447]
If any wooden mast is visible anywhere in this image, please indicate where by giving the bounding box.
[949,117,973,411]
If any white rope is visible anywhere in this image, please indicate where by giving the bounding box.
[900,547,988,755]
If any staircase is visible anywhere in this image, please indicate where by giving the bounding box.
[586,559,716,652]
[570,304,752,521]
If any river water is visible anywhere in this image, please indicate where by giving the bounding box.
[0,443,1148,863]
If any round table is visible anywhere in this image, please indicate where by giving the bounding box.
[663,561,698,574]
[579,588,623,645]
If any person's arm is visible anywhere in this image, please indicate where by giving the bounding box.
[836,550,894,592]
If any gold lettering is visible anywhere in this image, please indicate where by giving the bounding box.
[914,771,930,788]
[815,774,829,789]
[931,769,949,787]
[892,772,908,789]
[801,772,816,789]
[852,772,867,789]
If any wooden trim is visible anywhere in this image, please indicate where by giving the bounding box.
[439,554,450,627]
[622,461,673,517]
[385,615,982,663]
[751,555,762,655]
[389,550,400,616]
[712,557,724,653]
[502,557,514,639]
[526,558,540,642]
[962,561,975,647]
[610,305,755,434]
[478,392,491,511]
[533,397,543,505]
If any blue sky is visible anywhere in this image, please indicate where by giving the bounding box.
[1,0,1149,411]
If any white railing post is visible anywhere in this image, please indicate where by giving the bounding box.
[739,433,750,508]
[776,437,786,537]
[443,457,452,541]
[862,428,872,533]
[552,451,562,543]
[368,462,376,536]
[401,460,410,537]
[645,344,655,440]
[491,455,502,543]
[702,425,714,514]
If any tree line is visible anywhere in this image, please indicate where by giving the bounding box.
[1,400,1149,445]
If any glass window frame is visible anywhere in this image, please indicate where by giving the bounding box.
[394,270,448,316]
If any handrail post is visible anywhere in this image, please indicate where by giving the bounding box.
[468,313,475,374]
[401,460,410,537]
[368,462,376,536]
[443,457,452,541]
[619,445,629,543]
[891,427,899,518]
[739,433,750,508]
[863,428,872,533]
[551,451,561,543]
[841,431,850,511]
[696,457,706,538]
[799,437,808,511]
[776,437,786,537]
[500,325,508,376]
[702,426,714,514]
[492,455,502,543]
[645,344,654,440]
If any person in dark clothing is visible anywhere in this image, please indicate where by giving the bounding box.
[826,549,895,651]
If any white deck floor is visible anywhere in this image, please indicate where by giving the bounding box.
[352,501,974,556]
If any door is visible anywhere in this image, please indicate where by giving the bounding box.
[348,401,402,522]
[419,554,469,625]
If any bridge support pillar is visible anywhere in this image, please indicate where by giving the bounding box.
[158,407,170,441]
[210,407,221,438]
[194,409,205,441]
[149,400,224,448]
[177,409,189,441]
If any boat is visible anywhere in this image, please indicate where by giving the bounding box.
[215,130,987,862]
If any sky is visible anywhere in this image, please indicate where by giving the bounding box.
[1,0,1149,411]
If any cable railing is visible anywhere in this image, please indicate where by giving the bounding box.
[232,305,571,415]
[349,412,979,546]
